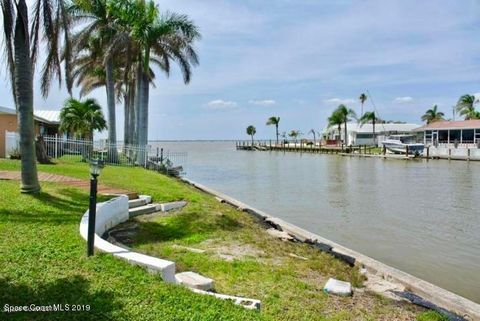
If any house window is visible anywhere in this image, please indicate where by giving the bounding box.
[356,133,373,139]
[462,129,474,142]
[438,130,448,142]
[449,130,461,141]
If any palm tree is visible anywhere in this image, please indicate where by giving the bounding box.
[421,105,445,124]
[308,129,318,145]
[328,110,343,145]
[68,0,120,158]
[456,94,480,120]
[129,3,201,157]
[359,111,380,146]
[266,116,280,144]
[335,104,357,146]
[246,125,256,146]
[359,93,367,116]
[59,98,107,140]
[1,0,71,193]
[288,130,301,143]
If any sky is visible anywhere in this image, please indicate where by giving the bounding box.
[1,0,480,140]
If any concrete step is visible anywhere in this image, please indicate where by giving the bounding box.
[175,271,214,291]
[128,203,161,217]
[128,195,152,209]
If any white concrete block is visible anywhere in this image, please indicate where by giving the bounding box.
[175,271,213,291]
[160,201,187,212]
[323,278,352,296]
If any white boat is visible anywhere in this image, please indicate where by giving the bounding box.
[381,135,424,155]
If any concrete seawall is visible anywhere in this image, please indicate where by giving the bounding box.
[182,178,480,320]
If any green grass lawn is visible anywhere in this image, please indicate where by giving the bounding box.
[0,158,447,321]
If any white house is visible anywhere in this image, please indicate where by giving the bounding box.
[322,122,421,146]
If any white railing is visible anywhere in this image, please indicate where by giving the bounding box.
[5,131,20,158]
[41,135,187,176]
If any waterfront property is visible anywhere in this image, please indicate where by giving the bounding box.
[322,122,420,146]
[0,106,61,158]
[413,119,480,147]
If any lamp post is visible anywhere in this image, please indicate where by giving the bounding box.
[87,159,104,256]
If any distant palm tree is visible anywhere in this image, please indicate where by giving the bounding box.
[421,105,445,124]
[359,93,367,116]
[328,110,343,145]
[246,125,256,146]
[335,104,357,146]
[359,111,380,146]
[266,116,281,144]
[288,130,301,143]
[456,94,480,120]
[308,129,318,145]
[60,98,107,140]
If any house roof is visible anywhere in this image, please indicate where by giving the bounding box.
[34,110,60,124]
[0,106,60,124]
[413,120,480,131]
[323,122,420,134]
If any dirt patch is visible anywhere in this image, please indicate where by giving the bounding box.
[201,239,266,262]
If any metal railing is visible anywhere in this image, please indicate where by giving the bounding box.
[41,135,187,176]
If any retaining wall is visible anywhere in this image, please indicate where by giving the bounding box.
[183,178,480,320]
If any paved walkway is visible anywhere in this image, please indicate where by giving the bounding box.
[0,171,137,199]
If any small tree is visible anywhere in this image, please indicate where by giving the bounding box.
[60,98,107,140]
[266,116,281,144]
[246,125,256,146]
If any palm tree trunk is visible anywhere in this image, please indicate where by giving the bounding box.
[105,57,118,160]
[275,124,279,144]
[251,135,254,146]
[136,68,149,165]
[123,92,130,146]
[134,61,143,146]
[14,0,40,193]
[344,120,348,146]
[128,83,135,146]
[373,118,376,146]
[337,124,341,146]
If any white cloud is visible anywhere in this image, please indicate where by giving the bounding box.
[205,99,238,110]
[473,93,480,100]
[323,98,355,105]
[393,96,414,104]
[249,99,277,106]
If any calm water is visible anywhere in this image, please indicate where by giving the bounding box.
[153,141,480,303]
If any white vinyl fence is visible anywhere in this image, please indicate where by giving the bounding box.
[5,131,20,158]
[41,135,187,176]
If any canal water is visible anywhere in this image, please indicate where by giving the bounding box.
[152,141,480,303]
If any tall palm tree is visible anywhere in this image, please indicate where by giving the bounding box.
[328,110,343,145]
[359,93,367,116]
[129,3,200,158]
[1,0,71,193]
[59,98,107,140]
[68,0,120,158]
[421,105,445,124]
[456,94,480,120]
[246,125,256,146]
[359,111,380,146]
[266,116,280,144]
[335,104,357,146]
